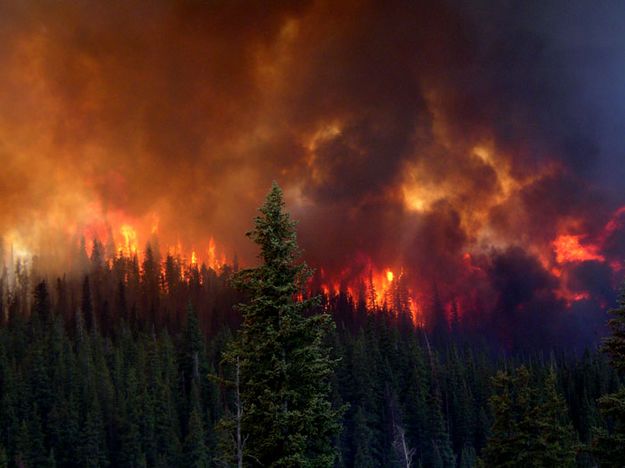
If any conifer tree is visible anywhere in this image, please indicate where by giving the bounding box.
[33,281,51,331]
[352,405,375,468]
[79,397,108,468]
[48,399,80,468]
[30,344,53,417]
[181,303,207,389]
[118,370,144,467]
[153,380,182,466]
[26,405,49,467]
[81,276,94,333]
[183,405,210,468]
[602,286,625,371]
[229,182,342,466]
[539,368,578,466]
[458,445,476,468]
[424,383,455,468]
[593,285,625,465]
[14,419,31,468]
[482,366,577,467]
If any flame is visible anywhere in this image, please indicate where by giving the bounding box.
[205,237,227,270]
[553,234,604,264]
[318,264,421,324]
[119,224,139,256]
[151,214,160,235]
[79,218,228,280]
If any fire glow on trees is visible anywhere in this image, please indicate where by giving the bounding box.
[1,0,625,346]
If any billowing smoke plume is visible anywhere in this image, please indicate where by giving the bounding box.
[1,0,625,348]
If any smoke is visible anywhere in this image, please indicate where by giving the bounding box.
[1,0,624,347]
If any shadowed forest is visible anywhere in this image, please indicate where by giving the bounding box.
[1,186,625,468]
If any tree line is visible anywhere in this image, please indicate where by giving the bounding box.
[1,184,625,467]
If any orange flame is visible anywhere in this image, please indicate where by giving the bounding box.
[553,234,604,264]
[318,265,421,324]
[119,224,138,256]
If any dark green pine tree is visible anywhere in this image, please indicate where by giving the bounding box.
[481,369,524,466]
[13,409,51,468]
[118,369,145,467]
[78,396,108,468]
[229,182,343,467]
[30,343,53,418]
[81,276,94,333]
[593,284,625,466]
[482,366,577,467]
[32,281,52,332]
[424,382,455,468]
[458,445,476,468]
[48,398,80,468]
[181,303,208,392]
[14,419,31,468]
[352,406,375,468]
[183,403,210,468]
[152,333,182,466]
[602,286,625,371]
[538,368,578,467]
[27,405,50,468]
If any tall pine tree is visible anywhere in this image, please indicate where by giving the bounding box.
[593,284,625,466]
[228,182,343,466]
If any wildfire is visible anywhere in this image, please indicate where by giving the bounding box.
[76,218,230,278]
[318,265,421,323]
[120,224,139,256]
[553,234,604,264]
[206,237,226,269]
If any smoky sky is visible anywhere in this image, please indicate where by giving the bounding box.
[1,0,625,345]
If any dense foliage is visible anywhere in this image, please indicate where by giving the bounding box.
[0,188,623,467]
[0,273,623,467]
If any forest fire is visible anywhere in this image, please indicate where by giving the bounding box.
[318,266,422,324]
[553,235,605,264]
[0,0,623,350]
[4,3,625,466]
[81,221,230,274]
[2,193,624,341]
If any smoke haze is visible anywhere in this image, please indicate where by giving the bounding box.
[2,0,625,347]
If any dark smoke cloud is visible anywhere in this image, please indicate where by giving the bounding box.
[567,261,615,305]
[484,247,563,350]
